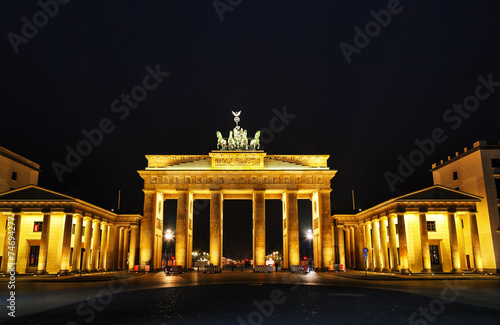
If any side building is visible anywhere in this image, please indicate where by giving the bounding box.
[333,185,484,274]
[0,146,39,193]
[0,186,141,274]
[431,140,500,273]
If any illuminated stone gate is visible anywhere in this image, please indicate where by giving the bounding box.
[137,113,337,270]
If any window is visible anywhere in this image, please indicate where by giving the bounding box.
[427,221,436,232]
[33,221,43,232]
[492,158,500,168]
[11,171,17,181]
[453,171,458,180]
[29,246,40,266]
[495,178,500,199]
[72,224,75,235]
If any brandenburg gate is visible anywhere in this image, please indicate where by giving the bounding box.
[137,112,337,270]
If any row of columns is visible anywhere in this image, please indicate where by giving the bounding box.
[142,189,333,271]
[0,210,138,274]
[337,211,483,273]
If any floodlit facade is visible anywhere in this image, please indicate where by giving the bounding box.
[333,186,484,274]
[0,146,39,193]
[432,140,500,273]
[138,151,337,271]
[0,186,141,274]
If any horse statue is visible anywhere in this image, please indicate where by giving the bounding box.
[240,129,248,150]
[216,131,227,150]
[250,131,260,150]
[228,131,236,150]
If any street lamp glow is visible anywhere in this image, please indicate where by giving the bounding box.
[307,229,313,240]
[165,229,172,241]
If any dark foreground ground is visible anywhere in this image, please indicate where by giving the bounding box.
[4,284,499,325]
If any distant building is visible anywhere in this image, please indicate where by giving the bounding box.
[432,140,500,273]
[0,146,39,193]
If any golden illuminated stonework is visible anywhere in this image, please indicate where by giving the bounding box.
[209,151,265,169]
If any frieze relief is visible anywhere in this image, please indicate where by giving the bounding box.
[149,175,328,186]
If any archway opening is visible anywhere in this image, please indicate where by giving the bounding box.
[223,200,252,266]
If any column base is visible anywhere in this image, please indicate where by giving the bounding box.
[473,268,484,273]
[400,269,411,275]
[421,269,433,273]
[58,270,70,276]
[451,269,463,273]
[374,267,382,272]
[382,268,391,272]
[35,270,48,275]
[391,268,400,273]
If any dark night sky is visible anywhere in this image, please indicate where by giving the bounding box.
[2,1,500,258]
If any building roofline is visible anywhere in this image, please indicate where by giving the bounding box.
[431,141,500,172]
[0,146,40,171]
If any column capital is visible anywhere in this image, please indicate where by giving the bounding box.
[83,215,93,221]
[379,216,388,221]
[92,219,101,224]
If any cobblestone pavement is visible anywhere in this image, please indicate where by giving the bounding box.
[1,270,499,324]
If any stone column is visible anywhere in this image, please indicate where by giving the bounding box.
[282,194,289,269]
[209,190,222,267]
[129,225,139,271]
[36,210,51,274]
[139,191,155,267]
[175,191,189,268]
[388,215,398,272]
[371,219,382,271]
[59,212,74,275]
[286,191,300,267]
[356,225,365,270]
[344,226,351,268]
[99,222,108,271]
[448,211,462,272]
[106,224,116,271]
[397,212,410,274]
[91,219,101,271]
[72,215,84,272]
[117,227,124,269]
[337,226,345,268]
[319,190,333,270]
[1,211,22,273]
[82,217,93,272]
[350,227,356,269]
[419,212,431,273]
[364,222,373,270]
[113,226,120,270]
[379,217,390,272]
[122,228,129,270]
[469,212,483,272]
[253,190,266,267]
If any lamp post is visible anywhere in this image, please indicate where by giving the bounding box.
[307,229,313,270]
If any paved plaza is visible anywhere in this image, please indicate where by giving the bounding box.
[1,270,499,324]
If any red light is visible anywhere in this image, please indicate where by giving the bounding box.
[245,259,248,262]
[34,224,39,231]
[171,256,175,260]
[303,256,307,260]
